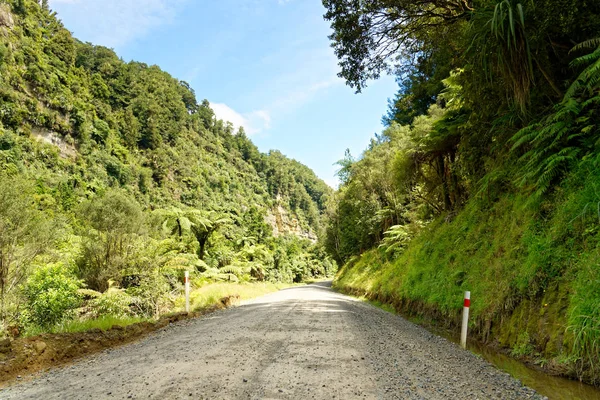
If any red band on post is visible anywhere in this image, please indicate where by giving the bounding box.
[464,299,471,307]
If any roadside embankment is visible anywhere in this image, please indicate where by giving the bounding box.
[0,281,292,386]
[0,298,234,386]
[334,164,600,387]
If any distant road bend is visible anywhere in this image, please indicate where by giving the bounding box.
[1,282,542,399]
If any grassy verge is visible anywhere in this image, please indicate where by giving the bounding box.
[24,316,151,337]
[23,281,295,338]
[302,277,333,284]
[184,281,296,312]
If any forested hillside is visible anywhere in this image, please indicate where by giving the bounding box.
[323,0,600,384]
[0,0,335,336]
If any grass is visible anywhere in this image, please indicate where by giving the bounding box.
[365,299,396,314]
[25,315,150,336]
[302,276,334,284]
[173,281,298,312]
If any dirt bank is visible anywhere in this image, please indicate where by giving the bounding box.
[0,295,239,386]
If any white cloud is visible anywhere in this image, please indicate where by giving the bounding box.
[48,0,185,49]
[249,110,271,130]
[210,74,339,137]
[270,76,342,112]
[211,103,270,136]
[324,176,339,189]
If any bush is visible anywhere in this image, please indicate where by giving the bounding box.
[125,272,170,318]
[89,283,133,318]
[23,263,82,328]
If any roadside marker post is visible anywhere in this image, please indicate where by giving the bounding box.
[461,291,470,349]
[185,271,190,313]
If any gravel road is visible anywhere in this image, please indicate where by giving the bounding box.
[1,282,543,399]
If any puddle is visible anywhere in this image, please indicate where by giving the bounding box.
[431,325,600,399]
[360,294,600,398]
[467,341,600,400]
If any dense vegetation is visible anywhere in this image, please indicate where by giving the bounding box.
[323,0,600,384]
[0,0,336,337]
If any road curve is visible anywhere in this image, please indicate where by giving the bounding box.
[1,282,542,399]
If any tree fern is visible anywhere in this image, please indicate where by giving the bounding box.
[220,265,245,276]
[469,0,534,109]
[378,225,411,255]
[566,41,600,100]
[511,39,600,194]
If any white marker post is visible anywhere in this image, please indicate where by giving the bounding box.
[185,271,190,313]
[461,291,470,349]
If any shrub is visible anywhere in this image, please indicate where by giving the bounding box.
[88,283,134,318]
[23,263,82,328]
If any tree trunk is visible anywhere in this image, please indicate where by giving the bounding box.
[437,155,452,211]
[0,250,6,323]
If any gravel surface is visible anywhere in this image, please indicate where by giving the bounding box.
[1,282,544,399]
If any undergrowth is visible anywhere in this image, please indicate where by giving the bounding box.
[183,281,295,312]
[23,281,293,337]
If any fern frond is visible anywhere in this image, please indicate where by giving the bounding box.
[511,125,540,150]
[567,45,600,99]
[570,48,600,67]
[571,38,600,53]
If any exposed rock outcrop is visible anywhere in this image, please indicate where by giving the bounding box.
[31,128,77,159]
[0,3,14,30]
[265,205,317,242]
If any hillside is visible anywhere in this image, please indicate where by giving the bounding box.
[323,0,600,386]
[0,0,335,335]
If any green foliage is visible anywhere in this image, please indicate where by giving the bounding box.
[323,0,600,385]
[468,0,534,109]
[566,38,600,99]
[54,315,148,334]
[326,92,466,263]
[511,332,535,357]
[378,225,412,256]
[78,191,144,291]
[23,263,82,329]
[511,39,600,195]
[0,175,54,323]
[0,0,334,337]
[87,282,134,318]
[322,0,470,92]
[334,155,600,383]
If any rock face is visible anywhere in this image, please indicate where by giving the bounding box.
[31,128,77,159]
[265,205,317,242]
[0,4,14,30]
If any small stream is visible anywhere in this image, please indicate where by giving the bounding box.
[386,305,600,399]
[467,340,600,400]
[364,296,600,398]
[440,329,600,399]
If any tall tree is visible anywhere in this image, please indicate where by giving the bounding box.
[0,178,53,323]
[322,0,471,92]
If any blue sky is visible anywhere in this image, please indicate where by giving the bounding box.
[48,0,397,187]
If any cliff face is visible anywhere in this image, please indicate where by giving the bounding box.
[265,205,317,242]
